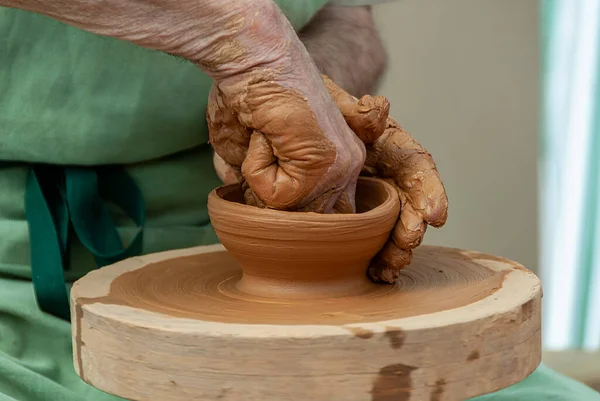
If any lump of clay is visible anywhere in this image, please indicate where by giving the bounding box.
[207,75,448,284]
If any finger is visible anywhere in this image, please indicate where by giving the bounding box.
[347,96,391,144]
[322,74,390,144]
[373,121,449,228]
[241,130,347,213]
[241,181,265,208]
[242,130,308,210]
[206,84,251,167]
[296,186,345,213]
[241,130,277,204]
[213,152,242,185]
[331,183,357,214]
[392,195,427,250]
[367,242,412,284]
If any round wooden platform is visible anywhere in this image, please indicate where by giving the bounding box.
[70,244,542,401]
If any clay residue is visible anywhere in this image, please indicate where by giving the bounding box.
[322,74,390,144]
[347,327,375,339]
[203,39,245,71]
[430,379,446,401]
[73,246,507,326]
[363,119,447,284]
[208,73,349,212]
[371,363,417,401]
[384,327,405,349]
[467,350,480,361]
[199,14,247,72]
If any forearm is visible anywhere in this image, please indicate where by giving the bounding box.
[0,0,289,80]
[299,5,388,97]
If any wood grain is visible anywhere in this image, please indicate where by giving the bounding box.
[71,245,542,401]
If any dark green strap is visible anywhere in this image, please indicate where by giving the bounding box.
[65,166,145,267]
[25,168,71,320]
[17,163,146,321]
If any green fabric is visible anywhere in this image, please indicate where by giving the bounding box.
[23,165,146,321]
[0,146,222,282]
[472,364,600,401]
[0,1,328,167]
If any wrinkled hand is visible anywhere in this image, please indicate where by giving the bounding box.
[321,75,448,283]
[206,34,366,213]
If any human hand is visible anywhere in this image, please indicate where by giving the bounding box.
[321,75,448,283]
[206,4,366,213]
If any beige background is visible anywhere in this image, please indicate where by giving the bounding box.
[373,0,540,272]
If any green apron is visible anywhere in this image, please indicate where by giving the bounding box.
[0,2,598,400]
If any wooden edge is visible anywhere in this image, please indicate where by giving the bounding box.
[71,245,542,336]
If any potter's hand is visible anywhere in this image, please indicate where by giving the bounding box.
[322,76,448,283]
[206,12,365,213]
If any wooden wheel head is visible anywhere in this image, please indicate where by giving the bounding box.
[71,245,542,401]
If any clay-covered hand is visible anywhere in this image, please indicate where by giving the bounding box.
[322,75,449,283]
[206,9,366,213]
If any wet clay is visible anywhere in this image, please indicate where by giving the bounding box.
[207,67,365,214]
[206,176,400,299]
[75,245,506,325]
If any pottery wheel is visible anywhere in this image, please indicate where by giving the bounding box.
[71,244,542,401]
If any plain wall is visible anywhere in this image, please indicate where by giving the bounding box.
[373,0,540,272]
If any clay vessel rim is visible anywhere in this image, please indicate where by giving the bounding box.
[208,177,398,220]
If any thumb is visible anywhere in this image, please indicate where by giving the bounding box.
[322,75,390,144]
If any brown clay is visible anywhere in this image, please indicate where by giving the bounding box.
[207,176,399,299]
[75,244,506,325]
[207,69,365,214]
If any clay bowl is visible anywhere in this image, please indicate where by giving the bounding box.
[207,177,400,299]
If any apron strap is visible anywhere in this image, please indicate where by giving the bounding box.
[25,167,71,320]
[17,163,146,321]
[66,166,145,267]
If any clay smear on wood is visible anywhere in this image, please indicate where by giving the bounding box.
[74,246,506,325]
